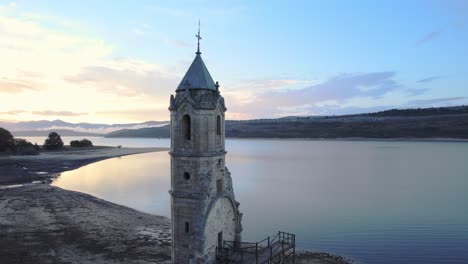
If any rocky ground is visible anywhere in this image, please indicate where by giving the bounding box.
[0,184,171,264]
[287,252,352,264]
[0,147,168,185]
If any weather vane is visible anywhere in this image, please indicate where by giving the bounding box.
[195,19,202,54]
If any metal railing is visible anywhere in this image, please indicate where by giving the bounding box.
[216,231,295,264]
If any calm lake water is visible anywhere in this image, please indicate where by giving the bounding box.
[36,137,468,264]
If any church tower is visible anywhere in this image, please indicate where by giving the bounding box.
[168,25,242,263]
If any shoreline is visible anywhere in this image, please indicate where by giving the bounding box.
[103,135,468,143]
[0,146,169,185]
[0,184,352,264]
[0,147,353,264]
[0,184,172,264]
[228,136,468,142]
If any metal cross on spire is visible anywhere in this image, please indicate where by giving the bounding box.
[195,19,202,55]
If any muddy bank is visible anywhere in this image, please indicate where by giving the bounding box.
[0,184,171,264]
[0,147,168,185]
[286,251,352,264]
[0,184,353,264]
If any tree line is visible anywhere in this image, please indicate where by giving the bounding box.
[0,128,93,155]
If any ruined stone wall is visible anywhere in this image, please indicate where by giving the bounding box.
[203,197,237,263]
[169,89,240,264]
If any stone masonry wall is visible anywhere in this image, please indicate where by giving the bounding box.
[169,89,240,264]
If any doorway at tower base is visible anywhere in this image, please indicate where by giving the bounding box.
[202,196,240,262]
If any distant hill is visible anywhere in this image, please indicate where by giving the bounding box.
[11,129,102,137]
[105,105,468,139]
[278,105,468,120]
[105,126,170,138]
[0,120,168,135]
[363,105,468,117]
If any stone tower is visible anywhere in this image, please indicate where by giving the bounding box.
[168,27,242,264]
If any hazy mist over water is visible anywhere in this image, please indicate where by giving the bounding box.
[46,137,468,264]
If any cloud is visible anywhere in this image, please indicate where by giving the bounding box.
[0,11,184,122]
[283,104,399,117]
[97,108,167,122]
[164,38,190,48]
[0,110,25,115]
[133,28,146,36]
[417,76,442,83]
[2,4,462,123]
[0,79,38,93]
[406,87,428,96]
[0,1,16,11]
[17,70,44,79]
[0,15,112,73]
[32,111,88,116]
[233,79,311,91]
[0,12,113,95]
[65,59,180,98]
[407,97,467,106]
[416,30,442,46]
[224,72,413,118]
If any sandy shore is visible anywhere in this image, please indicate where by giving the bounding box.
[0,184,171,264]
[0,184,351,264]
[0,146,168,185]
[0,147,352,264]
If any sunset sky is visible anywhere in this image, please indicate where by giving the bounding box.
[1,0,467,123]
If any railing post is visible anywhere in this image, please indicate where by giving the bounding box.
[293,243,296,264]
[270,244,273,260]
[281,239,285,259]
[256,242,259,264]
[268,236,272,261]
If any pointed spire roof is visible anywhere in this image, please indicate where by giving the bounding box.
[176,20,217,91]
[176,53,216,91]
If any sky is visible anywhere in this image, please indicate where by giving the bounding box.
[0,0,467,123]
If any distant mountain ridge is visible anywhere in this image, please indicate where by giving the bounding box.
[105,126,170,138]
[2,106,467,139]
[274,105,468,121]
[105,105,468,139]
[11,129,102,137]
[0,119,168,135]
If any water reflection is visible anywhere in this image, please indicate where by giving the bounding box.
[53,139,468,264]
[53,152,171,216]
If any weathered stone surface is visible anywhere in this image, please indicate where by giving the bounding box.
[203,197,237,257]
[169,54,241,263]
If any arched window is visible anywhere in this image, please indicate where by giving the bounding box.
[217,179,223,194]
[181,115,191,140]
[185,221,190,233]
[183,172,191,180]
[216,115,221,136]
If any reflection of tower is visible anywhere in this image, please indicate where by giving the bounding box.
[168,24,242,263]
